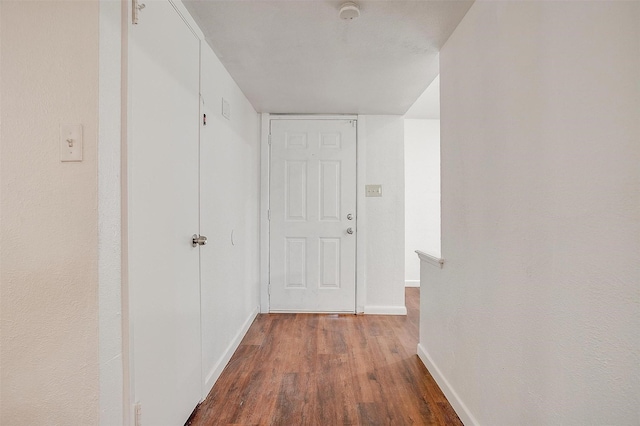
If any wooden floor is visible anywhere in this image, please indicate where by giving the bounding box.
[188,288,461,425]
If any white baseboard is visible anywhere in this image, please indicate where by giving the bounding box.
[405,280,420,287]
[203,306,259,398]
[417,343,479,426]
[363,305,407,315]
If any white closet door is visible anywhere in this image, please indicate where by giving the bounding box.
[269,119,357,312]
[129,1,201,424]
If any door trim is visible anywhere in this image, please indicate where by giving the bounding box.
[259,113,366,313]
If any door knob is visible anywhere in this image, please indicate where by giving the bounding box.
[346,227,354,235]
[192,234,207,247]
[347,214,353,220]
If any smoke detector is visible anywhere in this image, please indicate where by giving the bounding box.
[339,2,360,20]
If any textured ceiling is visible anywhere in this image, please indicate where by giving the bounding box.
[184,0,473,114]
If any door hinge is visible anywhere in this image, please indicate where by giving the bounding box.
[351,120,357,127]
[132,0,145,25]
[267,209,271,220]
[134,402,142,426]
[268,134,272,145]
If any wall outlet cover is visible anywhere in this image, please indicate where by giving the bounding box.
[222,98,230,120]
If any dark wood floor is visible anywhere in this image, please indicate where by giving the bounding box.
[189,288,462,425]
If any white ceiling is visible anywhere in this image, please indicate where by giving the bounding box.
[405,74,439,119]
[183,0,472,115]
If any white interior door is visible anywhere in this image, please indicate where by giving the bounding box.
[269,119,357,312]
[129,1,202,424]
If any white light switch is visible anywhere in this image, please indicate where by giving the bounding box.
[365,184,382,197]
[60,124,83,162]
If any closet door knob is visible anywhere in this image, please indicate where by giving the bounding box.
[192,234,207,247]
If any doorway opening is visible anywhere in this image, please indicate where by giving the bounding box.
[404,75,442,288]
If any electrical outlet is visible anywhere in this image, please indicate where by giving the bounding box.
[134,402,142,426]
[222,98,230,120]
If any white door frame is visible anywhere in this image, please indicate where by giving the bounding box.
[259,113,367,314]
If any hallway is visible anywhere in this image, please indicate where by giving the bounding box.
[189,289,461,425]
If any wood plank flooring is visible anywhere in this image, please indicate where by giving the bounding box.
[188,288,462,425]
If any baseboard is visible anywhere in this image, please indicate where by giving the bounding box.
[417,343,479,426]
[363,305,407,315]
[405,280,420,288]
[203,306,259,397]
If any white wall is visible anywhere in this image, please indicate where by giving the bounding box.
[98,1,124,424]
[419,2,640,425]
[199,42,261,393]
[404,119,440,286]
[0,2,100,424]
[360,116,406,314]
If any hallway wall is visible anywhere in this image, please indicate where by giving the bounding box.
[360,115,406,313]
[0,2,100,424]
[419,2,640,425]
[199,42,261,393]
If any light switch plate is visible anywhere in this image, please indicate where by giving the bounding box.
[60,124,83,162]
[365,184,382,197]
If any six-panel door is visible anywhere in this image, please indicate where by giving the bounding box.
[269,119,357,312]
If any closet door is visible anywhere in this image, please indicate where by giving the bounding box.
[128,1,202,424]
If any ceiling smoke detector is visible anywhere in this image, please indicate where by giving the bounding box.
[339,2,360,20]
